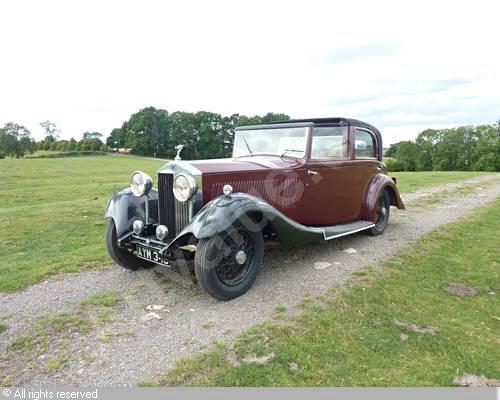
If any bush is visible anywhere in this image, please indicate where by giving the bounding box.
[26,151,106,159]
[384,157,406,172]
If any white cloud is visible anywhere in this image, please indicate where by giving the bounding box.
[0,0,499,144]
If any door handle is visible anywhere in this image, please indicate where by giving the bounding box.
[307,169,318,176]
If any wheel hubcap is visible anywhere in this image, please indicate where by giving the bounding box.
[235,250,247,265]
[381,207,387,216]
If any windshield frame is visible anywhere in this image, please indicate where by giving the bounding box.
[232,123,312,159]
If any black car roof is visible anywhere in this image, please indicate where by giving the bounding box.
[268,117,380,135]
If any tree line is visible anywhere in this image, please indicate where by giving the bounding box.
[1,109,498,172]
[0,121,107,158]
[106,108,290,159]
[385,121,500,172]
[0,109,289,159]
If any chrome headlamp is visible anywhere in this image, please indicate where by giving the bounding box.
[173,173,197,202]
[130,171,153,197]
[156,225,169,241]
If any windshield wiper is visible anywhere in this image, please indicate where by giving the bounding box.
[280,149,304,158]
[243,137,253,156]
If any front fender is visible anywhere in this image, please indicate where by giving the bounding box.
[361,174,405,222]
[174,193,324,247]
[103,187,159,237]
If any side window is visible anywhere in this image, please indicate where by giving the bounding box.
[311,127,348,159]
[354,129,377,158]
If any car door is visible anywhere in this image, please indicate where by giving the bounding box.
[299,126,356,226]
[350,127,381,217]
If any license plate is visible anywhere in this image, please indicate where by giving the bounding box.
[136,245,163,264]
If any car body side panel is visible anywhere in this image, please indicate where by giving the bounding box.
[201,167,309,224]
[360,174,405,222]
[103,187,159,237]
[302,160,354,224]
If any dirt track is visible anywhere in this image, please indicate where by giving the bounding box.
[1,174,499,386]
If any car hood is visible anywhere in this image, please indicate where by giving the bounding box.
[184,156,304,175]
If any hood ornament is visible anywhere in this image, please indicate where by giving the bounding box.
[174,144,184,161]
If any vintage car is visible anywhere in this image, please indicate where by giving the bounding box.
[104,118,405,300]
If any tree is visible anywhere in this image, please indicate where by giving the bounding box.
[237,112,290,127]
[120,107,170,156]
[167,111,199,159]
[414,130,435,171]
[393,141,419,171]
[0,122,34,158]
[384,143,400,158]
[82,131,103,140]
[106,108,294,159]
[474,124,500,171]
[87,138,104,151]
[40,120,60,141]
[106,128,127,149]
[67,138,78,151]
[195,111,238,159]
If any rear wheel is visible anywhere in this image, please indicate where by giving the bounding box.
[105,219,155,270]
[194,221,264,301]
[367,190,391,236]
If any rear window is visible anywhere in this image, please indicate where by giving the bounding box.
[354,129,377,158]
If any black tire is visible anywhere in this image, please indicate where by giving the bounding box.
[194,221,264,301]
[105,219,156,270]
[367,190,391,236]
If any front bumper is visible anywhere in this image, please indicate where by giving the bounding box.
[118,229,174,265]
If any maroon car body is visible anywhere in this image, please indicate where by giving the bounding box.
[104,117,405,300]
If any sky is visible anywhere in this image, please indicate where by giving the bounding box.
[0,0,499,145]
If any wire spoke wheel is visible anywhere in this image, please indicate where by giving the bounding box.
[194,220,264,301]
[215,229,255,286]
[367,190,391,236]
[375,193,389,229]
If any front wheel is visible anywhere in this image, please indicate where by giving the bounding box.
[194,221,264,301]
[105,219,156,270]
[367,190,391,236]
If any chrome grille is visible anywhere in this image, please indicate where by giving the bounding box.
[158,173,175,238]
[158,172,193,237]
[174,199,191,234]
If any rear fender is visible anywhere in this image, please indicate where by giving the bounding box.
[103,187,159,237]
[360,174,405,222]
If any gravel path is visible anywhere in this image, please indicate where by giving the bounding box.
[1,174,499,386]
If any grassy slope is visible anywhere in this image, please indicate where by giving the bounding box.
[0,155,165,292]
[158,198,500,386]
[0,156,494,293]
[392,171,490,193]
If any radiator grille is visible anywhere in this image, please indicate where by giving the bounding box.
[158,173,193,237]
[158,173,175,238]
[175,200,191,234]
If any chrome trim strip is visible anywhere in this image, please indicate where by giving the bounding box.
[322,224,375,241]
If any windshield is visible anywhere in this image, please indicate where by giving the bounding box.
[232,127,308,158]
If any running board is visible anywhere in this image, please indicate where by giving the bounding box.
[316,220,375,241]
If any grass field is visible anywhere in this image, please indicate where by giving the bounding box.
[391,171,489,193]
[156,198,500,386]
[0,155,494,293]
[0,155,165,292]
